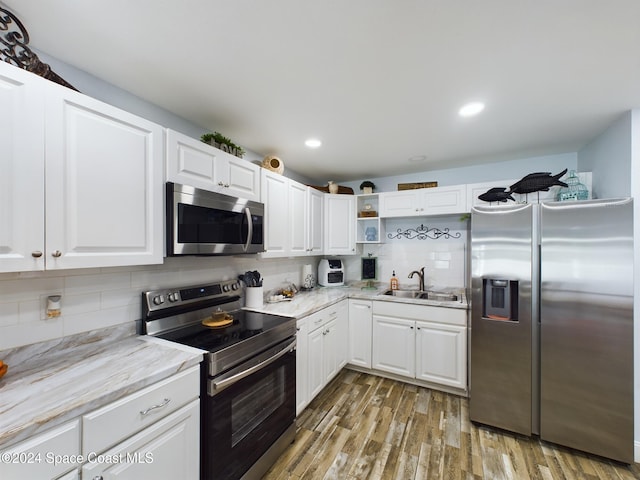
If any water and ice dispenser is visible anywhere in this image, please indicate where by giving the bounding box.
[483,279,519,321]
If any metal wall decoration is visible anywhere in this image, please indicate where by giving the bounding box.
[387,224,461,241]
[1,5,78,91]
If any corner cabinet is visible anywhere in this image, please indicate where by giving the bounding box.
[324,194,356,255]
[261,171,324,257]
[166,129,261,202]
[0,61,164,273]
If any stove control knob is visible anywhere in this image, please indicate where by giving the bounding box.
[168,292,179,302]
[231,282,239,291]
[152,295,164,305]
[222,284,230,292]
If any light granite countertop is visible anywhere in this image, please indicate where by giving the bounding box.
[0,324,204,449]
[245,282,469,319]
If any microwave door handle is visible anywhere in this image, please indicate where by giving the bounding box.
[243,207,253,252]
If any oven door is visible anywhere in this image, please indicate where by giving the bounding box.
[202,338,296,480]
[167,182,264,256]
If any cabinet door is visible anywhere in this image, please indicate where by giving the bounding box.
[416,322,467,389]
[380,190,420,217]
[334,301,349,370]
[0,63,45,272]
[372,315,415,378]
[261,170,289,256]
[0,419,80,480]
[307,187,324,254]
[348,299,372,368]
[224,154,261,202]
[296,318,309,415]
[288,180,308,256]
[166,128,221,192]
[82,400,199,480]
[45,85,163,269]
[307,326,325,399]
[421,185,467,215]
[324,195,356,255]
[323,318,339,383]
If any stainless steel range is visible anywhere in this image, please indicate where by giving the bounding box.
[141,279,296,480]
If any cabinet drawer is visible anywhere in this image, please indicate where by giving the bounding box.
[83,366,199,455]
[373,301,467,326]
[0,419,80,480]
[306,303,342,333]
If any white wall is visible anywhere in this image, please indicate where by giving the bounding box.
[578,111,632,198]
[342,152,577,193]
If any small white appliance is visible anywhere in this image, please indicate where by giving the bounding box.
[318,259,344,287]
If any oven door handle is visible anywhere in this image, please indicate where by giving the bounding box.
[243,207,253,252]
[210,338,296,395]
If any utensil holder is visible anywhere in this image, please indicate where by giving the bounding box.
[245,286,264,309]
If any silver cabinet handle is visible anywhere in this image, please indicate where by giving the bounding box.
[51,250,62,258]
[140,397,170,416]
[31,251,43,258]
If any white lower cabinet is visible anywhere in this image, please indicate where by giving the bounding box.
[0,419,80,480]
[372,315,415,378]
[0,367,200,480]
[372,301,467,392]
[303,300,348,406]
[348,299,372,368]
[81,400,199,480]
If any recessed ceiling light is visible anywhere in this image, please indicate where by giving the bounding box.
[408,155,427,163]
[458,102,485,117]
[305,138,322,148]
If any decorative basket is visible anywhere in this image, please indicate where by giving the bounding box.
[262,155,284,175]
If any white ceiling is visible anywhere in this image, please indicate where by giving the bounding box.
[5,1,640,182]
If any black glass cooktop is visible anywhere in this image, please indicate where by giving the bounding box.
[157,309,293,353]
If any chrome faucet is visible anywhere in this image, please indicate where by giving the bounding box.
[408,267,425,291]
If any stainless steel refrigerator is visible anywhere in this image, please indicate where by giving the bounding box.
[469,198,634,463]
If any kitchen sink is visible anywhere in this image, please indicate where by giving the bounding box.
[382,289,459,302]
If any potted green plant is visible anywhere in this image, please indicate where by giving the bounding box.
[200,131,245,158]
[359,180,375,194]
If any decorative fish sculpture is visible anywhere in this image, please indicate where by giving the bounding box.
[509,168,568,194]
[478,187,515,203]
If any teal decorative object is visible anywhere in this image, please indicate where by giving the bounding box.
[557,170,589,202]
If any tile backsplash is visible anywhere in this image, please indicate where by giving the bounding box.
[342,215,469,290]
[0,255,318,350]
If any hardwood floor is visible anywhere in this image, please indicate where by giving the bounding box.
[264,370,640,480]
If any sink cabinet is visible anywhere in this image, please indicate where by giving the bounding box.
[0,61,164,273]
[371,301,468,393]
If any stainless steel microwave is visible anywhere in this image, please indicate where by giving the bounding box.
[166,182,264,256]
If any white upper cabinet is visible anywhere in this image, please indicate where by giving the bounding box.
[261,170,325,257]
[166,129,260,202]
[380,185,467,217]
[45,82,164,270]
[0,62,163,272]
[324,194,356,255]
[306,187,324,255]
[0,61,45,272]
